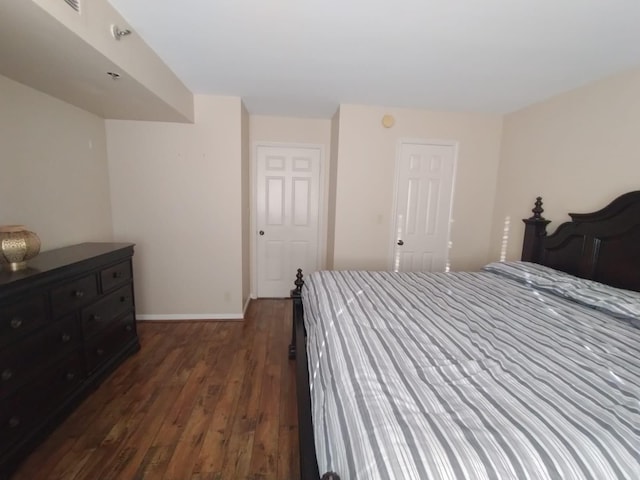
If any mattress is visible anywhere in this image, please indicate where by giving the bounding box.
[302,266,640,480]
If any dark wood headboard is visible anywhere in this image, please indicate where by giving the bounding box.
[521,191,640,292]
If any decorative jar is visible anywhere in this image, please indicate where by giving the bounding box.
[0,225,41,271]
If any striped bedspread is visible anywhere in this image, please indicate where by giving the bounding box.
[302,270,640,480]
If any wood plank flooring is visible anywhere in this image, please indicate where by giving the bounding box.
[11,299,299,480]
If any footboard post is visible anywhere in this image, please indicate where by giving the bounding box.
[289,269,325,480]
[289,268,304,359]
[522,196,551,263]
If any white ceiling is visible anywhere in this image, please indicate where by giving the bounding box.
[106,0,640,118]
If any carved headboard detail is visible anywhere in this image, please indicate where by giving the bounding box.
[522,191,640,292]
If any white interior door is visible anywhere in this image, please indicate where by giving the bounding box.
[392,141,456,272]
[256,145,321,297]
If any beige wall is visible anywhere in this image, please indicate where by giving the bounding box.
[490,67,640,262]
[249,115,332,282]
[241,103,251,310]
[332,104,503,271]
[106,95,244,318]
[249,115,332,147]
[326,108,341,269]
[9,50,636,317]
[0,74,113,250]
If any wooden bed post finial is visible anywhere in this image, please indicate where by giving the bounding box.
[531,196,545,219]
[294,268,304,295]
[321,473,341,480]
[522,196,551,263]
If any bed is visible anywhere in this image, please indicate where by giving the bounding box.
[288,191,640,480]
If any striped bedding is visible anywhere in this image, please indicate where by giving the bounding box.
[302,269,640,480]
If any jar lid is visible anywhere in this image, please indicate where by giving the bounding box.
[0,225,27,233]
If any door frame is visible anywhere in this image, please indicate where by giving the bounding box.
[388,138,459,272]
[251,142,326,298]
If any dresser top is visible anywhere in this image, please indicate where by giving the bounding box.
[0,242,134,288]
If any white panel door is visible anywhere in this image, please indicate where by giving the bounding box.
[392,142,456,272]
[256,145,321,297]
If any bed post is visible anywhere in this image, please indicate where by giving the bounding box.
[522,196,551,263]
[289,268,304,359]
[289,269,326,480]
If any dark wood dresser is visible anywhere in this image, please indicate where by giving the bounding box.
[0,243,140,478]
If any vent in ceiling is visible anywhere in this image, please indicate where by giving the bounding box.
[63,0,80,13]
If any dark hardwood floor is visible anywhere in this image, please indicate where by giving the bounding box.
[11,299,299,480]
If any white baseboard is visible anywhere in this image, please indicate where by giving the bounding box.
[138,296,257,321]
[137,313,243,321]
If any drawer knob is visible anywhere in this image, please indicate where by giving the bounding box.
[1,369,13,381]
[125,324,133,332]
[8,416,20,428]
[120,296,129,303]
[10,317,23,329]
[61,332,72,343]
[113,271,124,279]
[65,372,76,382]
[96,348,105,356]
[92,314,101,322]
[74,290,85,298]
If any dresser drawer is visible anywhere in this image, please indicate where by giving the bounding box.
[101,260,132,292]
[81,284,134,338]
[85,313,136,373]
[0,316,79,399]
[0,296,47,349]
[51,274,98,318]
[0,351,85,447]
[0,394,33,451]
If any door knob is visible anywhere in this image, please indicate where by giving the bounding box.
[397,240,404,246]
[259,230,264,236]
